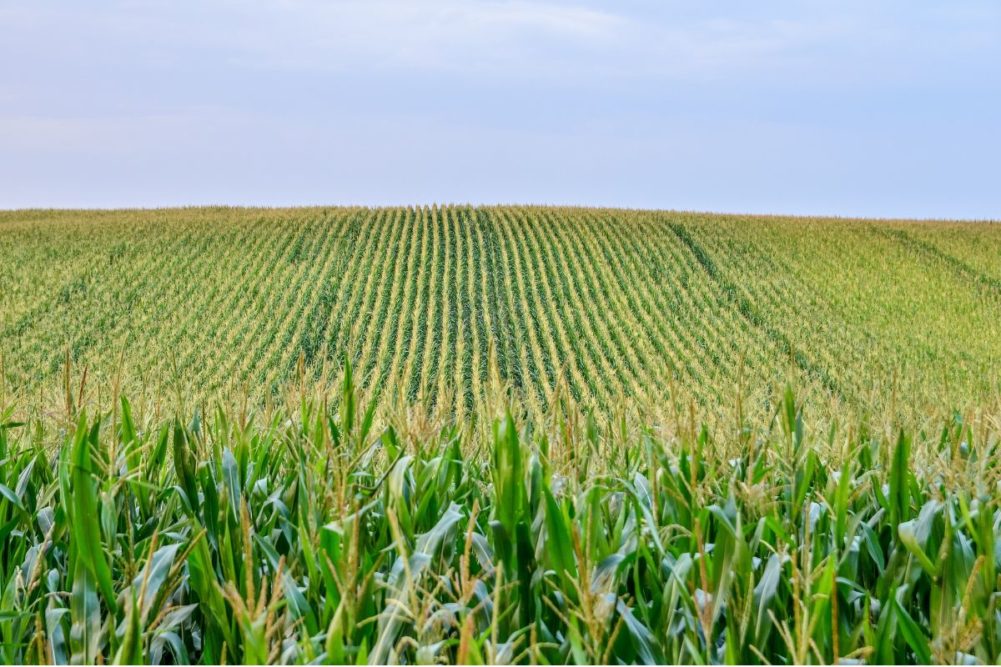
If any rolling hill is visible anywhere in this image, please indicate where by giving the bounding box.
[2,206,999,420]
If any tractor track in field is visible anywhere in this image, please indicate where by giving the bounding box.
[874,226,1001,304]
[666,221,845,401]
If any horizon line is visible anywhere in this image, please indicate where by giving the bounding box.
[0,203,997,225]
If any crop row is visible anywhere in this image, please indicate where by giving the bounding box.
[2,207,1000,422]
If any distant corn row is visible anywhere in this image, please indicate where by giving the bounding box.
[1,206,1000,421]
[0,377,998,664]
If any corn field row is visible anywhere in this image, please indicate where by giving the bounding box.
[1,207,1000,423]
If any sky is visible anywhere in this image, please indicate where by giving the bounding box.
[1,1,999,219]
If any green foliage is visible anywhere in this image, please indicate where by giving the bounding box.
[0,384,998,665]
[1,206,1000,663]
[2,206,1001,423]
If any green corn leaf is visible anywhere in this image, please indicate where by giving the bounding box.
[893,591,932,664]
[120,395,140,472]
[113,591,143,665]
[69,414,118,613]
[135,543,182,616]
[69,560,102,665]
[172,422,200,516]
[615,599,664,664]
[753,553,782,642]
[889,431,911,528]
[543,486,576,581]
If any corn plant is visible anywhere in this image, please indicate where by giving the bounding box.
[0,376,998,664]
[3,206,1001,423]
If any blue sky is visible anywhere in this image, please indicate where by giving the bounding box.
[1,1,999,218]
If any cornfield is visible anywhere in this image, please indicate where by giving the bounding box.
[0,376,998,664]
[1,206,1000,664]
[2,207,1000,422]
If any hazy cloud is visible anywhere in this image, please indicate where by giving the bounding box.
[1,1,999,217]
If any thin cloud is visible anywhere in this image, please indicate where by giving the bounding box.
[0,1,998,216]
[0,1,863,81]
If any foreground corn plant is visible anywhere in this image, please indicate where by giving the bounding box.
[0,376,999,664]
